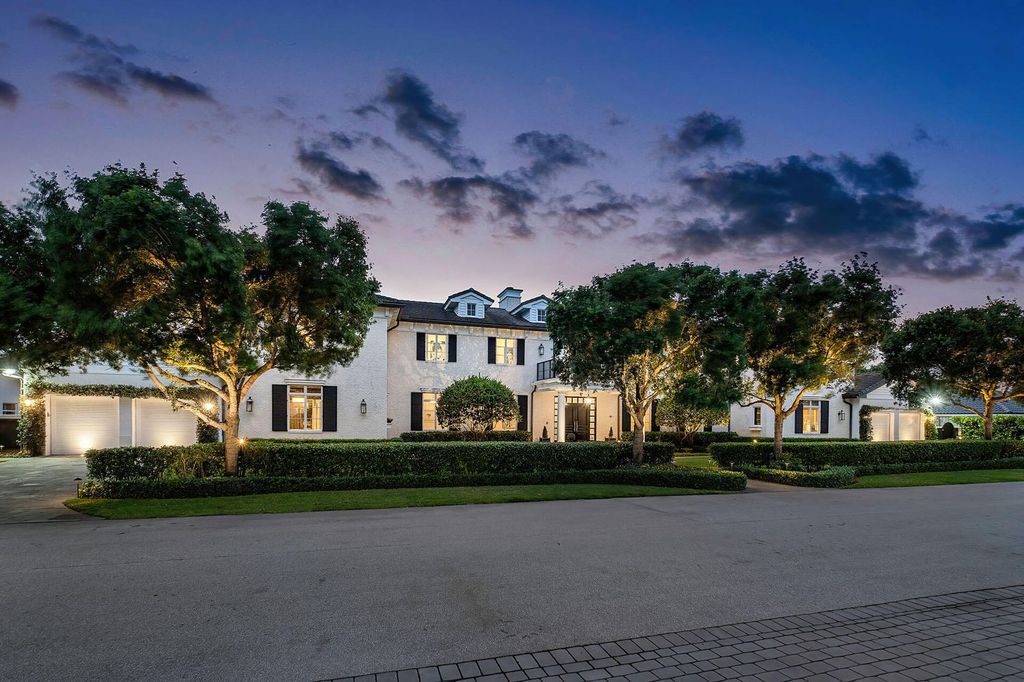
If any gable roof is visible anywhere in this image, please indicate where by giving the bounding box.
[442,288,494,308]
[511,295,551,316]
[930,397,1024,416]
[378,296,548,331]
[842,372,889,398]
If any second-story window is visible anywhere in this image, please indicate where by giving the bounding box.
[466,303,478,316]
[536,308,546,322]
[495,337,517,364]
[425,334,447,363]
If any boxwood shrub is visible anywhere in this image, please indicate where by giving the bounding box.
[854,457,1024,476]
[399,430,531,442]
[739,465,855,488]
[77,466,746,499]
[621,431,743,452]
[86,443,225,480]
[710,440,1017,469]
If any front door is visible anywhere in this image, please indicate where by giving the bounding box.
[565,402,592,441]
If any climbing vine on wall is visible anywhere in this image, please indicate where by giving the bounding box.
[858,405,886,441]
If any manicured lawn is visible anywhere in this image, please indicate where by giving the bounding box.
[851,469,1024,488]
[65,483,723,520]
[673,455,715,470]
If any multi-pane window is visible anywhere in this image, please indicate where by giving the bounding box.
[752,406,762,426]
[801,400,821,433]
[1,402,16,416]
[495,337,517,364]
[288,385,323,431]
[536,308,547,322]
[425,333,448,363]
[422,392,441,430]
[466,303,478,316]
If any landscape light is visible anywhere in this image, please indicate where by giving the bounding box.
[203,401,216,412]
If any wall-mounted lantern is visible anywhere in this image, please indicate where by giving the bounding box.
[538,343,545,356]
[245,396,254,413]
[838,410,846,422]
[360,399,368,415]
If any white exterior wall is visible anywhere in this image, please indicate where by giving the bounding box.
[240,309,391,440]
[729,386,857,439]
[386,322,549,436]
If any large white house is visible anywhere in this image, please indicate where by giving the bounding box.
[23,287,649,454]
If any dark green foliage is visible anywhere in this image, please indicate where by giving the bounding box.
[399,431,531,442]
[854,458,1024,476]
[86,444,225,480]
[435,375,520,432]
[950,416,1024,440]
[739,466,856,488]
[77,467,746,499]
[16,398,45,456]
[620,430,742,452]
[710,440,1015,469]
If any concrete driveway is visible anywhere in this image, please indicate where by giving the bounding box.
[1,481,1022,680]
[0,455,87,523]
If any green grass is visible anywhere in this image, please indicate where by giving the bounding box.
[65,483,721,520]
[851,469,1024,488]
[673,455,716,470]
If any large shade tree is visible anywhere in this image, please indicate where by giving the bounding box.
[0,166,379,473]
[740,257,900,458]
[881,299,1024,440]
[547,262,750,463]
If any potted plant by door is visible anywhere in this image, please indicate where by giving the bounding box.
[540,425,550,442]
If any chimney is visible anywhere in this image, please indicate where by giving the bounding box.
[497,287,523,311]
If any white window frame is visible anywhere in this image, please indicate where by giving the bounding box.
[422,391,442,431]
[536,308,547,322]
[1,402,17,416]
[495,337,517,365]
[288,385,323,432]
[466,303,478,317]
[801,399,821,434]
[425,333,448,363]
[752,406,761,426]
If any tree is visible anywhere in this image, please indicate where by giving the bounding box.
[657,373,732,445]
[435,375,520,432]
[0,166,379,474]
[881,300,1024,440]
[740,257,900,458]
[548,262,750,463]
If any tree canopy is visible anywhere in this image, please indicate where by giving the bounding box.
[657,373,733,443]
[0,165,380,472]
[741,256,900,456]
[882,299,1024,439]
[435,375,520,432]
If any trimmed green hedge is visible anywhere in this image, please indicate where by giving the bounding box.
[854,458,1024,476]
[740,466,856,488]
[77,467,747,499]
[399,430,531,442]
[949,416,1024,441]
[621,431,742,452]
[710,440,1022,469]
[86,440,676,480]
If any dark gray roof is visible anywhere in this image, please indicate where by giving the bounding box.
[379,296,548,331]
[930,397,1024,416]
[842,372,889,398]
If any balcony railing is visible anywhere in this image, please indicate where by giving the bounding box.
[536,359,555,381]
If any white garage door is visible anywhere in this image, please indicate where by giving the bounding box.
[50,396,119,455]
[135,399,197,447]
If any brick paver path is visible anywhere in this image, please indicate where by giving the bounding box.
[339,585,1024,682]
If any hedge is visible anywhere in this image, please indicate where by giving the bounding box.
[853,458,1024,476]
[77,467,747,499]
[621,431,742,452]
[399,430,531,442]
[949,416,1024,441]
[739,466,855,488]
[85,440,676,480]
[709,440,1023,469]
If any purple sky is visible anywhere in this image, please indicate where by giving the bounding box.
[2,1,1023,314]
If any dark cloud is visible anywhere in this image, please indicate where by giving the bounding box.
[545,182,645,238]
[662,111,744,158]
[644,152,1024,281]
[606,111,628,128]
[363,70,483,171]
[0,79,18,108]
[912,124,947,146]
[326,130,416,167]
[33,14,214,106]
[295,143,385,202]
[512,131,604,183]
[401,174,537,238]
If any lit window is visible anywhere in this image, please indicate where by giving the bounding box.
[425,334,447,363]
[801,400,821,433]
[422,392,441,430]
[752,406,761,426]
[1,402,16,416]
[288,385,323,431]
[536,308,547,322]
[495,337,517,364]
[466,303,477,316]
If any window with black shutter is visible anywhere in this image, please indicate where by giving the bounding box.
[322,386,338,432]
[516,338,526,365]
[271,385,288,432]
[487,337,496,364]
[410,392,423,431]
[447,334,457,362]
[517,395,528,431]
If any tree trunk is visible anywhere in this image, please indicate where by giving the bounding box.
[983,402,995,440]
[772,408,784,463]
[632,416,645,465]
[224,405,241,475]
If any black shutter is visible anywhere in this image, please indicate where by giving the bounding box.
[516,338,526,365]
[795,401,804,434]
[487,337,496,364]
[322,386,338,432]
[416,332,426,361]
[271,385,288,432]
[517,395,528,431]
[820,400,830,434]
[410,392,423,431]
[448,334,457,362]
[651,399,660,432]
[620,397,631,434]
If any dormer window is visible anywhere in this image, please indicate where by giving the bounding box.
[466,303,477,316]
[443,288,493,318]
[536,308,546,322]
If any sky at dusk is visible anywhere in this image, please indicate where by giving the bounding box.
[2,1,1023,314]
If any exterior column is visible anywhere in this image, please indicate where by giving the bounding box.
[893,409,901,441]
[556,393,566,443]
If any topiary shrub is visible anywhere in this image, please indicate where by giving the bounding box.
[435,376,520,432]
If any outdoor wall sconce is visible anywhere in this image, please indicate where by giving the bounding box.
[538,343,545,356]
[360,399,368,415]
[245,396,254,413]
[838,410,845,422]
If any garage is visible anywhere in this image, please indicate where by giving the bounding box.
[134,398,197,447]
[49,395,120,455]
